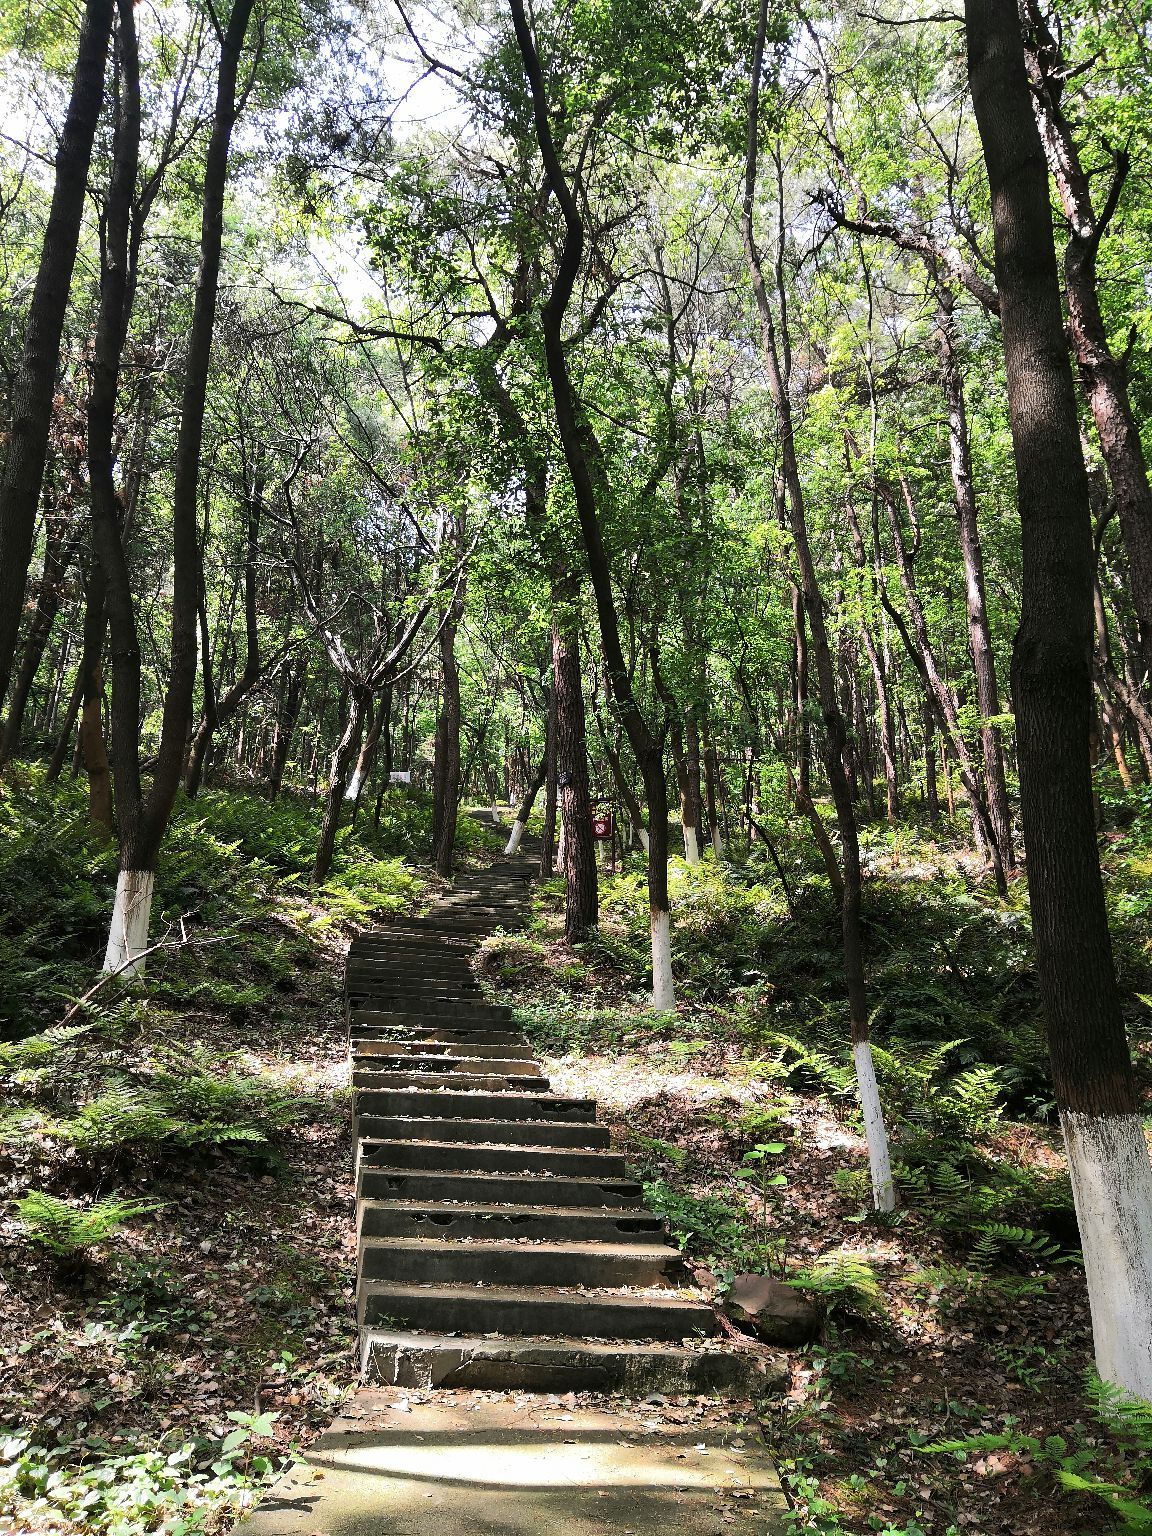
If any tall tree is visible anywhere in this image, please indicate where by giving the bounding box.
[966,0,1152,1397]
[0,0,115,709]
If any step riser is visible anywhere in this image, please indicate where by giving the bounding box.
[357,1171,643,1206]
[351,1007,513,1025]
[358,1289,717,1341]
[353,1042,536,1060]
[354,1117,610,1148]
[358,1205,664,1241]
[350,1053,542,1075]
[349,1002,513,1021]
[358,1246,685,1288]
[362,1335,766,1394]
[353,1090,594,1122]
[353,1072,549,1093]
[358,1142,627,1176]
[350,1030,525,1047]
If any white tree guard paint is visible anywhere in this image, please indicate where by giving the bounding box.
[853,1039,896,1211]
[344,768,365,801]
[103,869,156,978]
[638,827,650,854]
[491,803,502,825]
[650,907,675,1011]
[504,819,526,855]
[1062,1109,1152,1400]
[683,825,701,865]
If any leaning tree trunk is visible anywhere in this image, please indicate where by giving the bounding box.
[552,606,598,939]
[742,0,892,1209]
[0,0,115,708]
[506,751,547,855]
[968,0,1152,1399]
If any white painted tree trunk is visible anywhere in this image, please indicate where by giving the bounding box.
[650,907,675,1011]
[1062,1109,1152,1400]
[504,819,526,855]
[344,767,365,802]
[711,826,723,857]
[853,1039,896,1212]
[491,802,502,825]
[103,869,155,979]
[683,824,700,865]
[638,826,650,854]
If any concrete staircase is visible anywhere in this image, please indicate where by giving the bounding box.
[349,812,757,1394]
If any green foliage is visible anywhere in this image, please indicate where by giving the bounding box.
[926,1377,1152,1531]
[0,1413,286,1535]
[15,1192,160,1259]
[789,1251,886,1320]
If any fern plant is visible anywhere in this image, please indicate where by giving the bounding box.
[788,1250,886,1320]
[16,1191,160,1258]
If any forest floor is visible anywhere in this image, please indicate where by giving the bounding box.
[477,799,1152,1536]
[2,775,1152,1535]
[0,773,500,1534]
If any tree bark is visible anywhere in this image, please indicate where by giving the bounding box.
[553,605,598,939]
[967,0,1152,1399]
[0,0,115,707]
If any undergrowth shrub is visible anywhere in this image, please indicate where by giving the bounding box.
[15,1192,160,1259]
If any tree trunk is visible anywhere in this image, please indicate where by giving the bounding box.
[185,470,264,797]
[880,478,1008,893]
[540,681,558,877]
[313,689,367,883]
[968,0,1152,1399]
[431,593,463,879]
[269,660,305,798]
[553,608,598,940]
[506,751,547,855]
[0,0,115,707]
[742,0,892,1209]
[94,0,256,973]
[937,288,1015,866]
[511,0,674,1006]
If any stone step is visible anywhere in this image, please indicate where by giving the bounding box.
[350,1007,515,1028]
[354,1116,610,1148]
[353,1088,595,1122]
[361,1329,762,1394]
[357,1200,664,1242]
[353,1040,536,1061]
[353,1070,550,1093]
[358,1236,688,1288]
[349,1051,542,1076]
[350,1027,526,1048]
[349,1001,513,1022]
[358,1139,628,1177]
[357,1166,643,1207]
[358,1281,719,1340]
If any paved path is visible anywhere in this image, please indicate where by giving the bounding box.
[236,813,787,1532]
